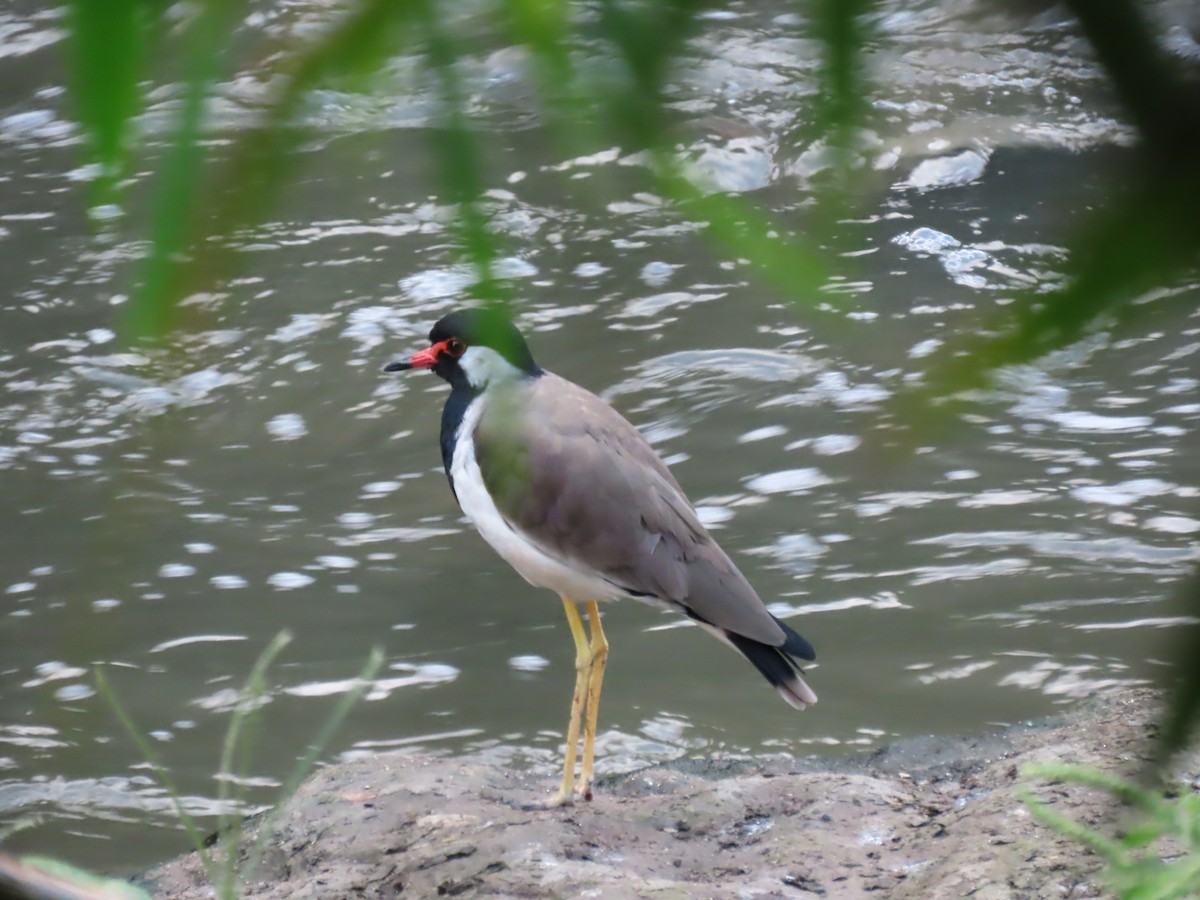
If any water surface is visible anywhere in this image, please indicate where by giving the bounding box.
[1,0,1198,873]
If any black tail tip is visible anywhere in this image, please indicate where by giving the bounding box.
[773,614,816,662]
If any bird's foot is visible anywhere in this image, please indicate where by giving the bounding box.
[552,789,577,809]
[490,791,568,812]
[516,791,574,812]
[514,780,595,811]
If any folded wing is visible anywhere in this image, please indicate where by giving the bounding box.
[474,373,798,651]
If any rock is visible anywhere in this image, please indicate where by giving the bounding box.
[141,689,1194,898]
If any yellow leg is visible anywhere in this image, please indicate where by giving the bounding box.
[553,596,591,807]
[578,601,608,801]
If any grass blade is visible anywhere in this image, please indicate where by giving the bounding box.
[93,667,214,873]
[239,645,385,886]
[212,629,293,898]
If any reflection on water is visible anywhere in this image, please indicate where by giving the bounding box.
[2,0,1199,874]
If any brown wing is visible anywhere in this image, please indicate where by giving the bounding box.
[474,372,786,647]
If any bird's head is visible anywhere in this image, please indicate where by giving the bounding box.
[384,307,542,390]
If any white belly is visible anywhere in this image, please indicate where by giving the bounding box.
[449,397,619,603]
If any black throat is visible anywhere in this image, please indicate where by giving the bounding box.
[439,382,480,499]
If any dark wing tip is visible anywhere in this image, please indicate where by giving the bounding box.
[773,615,816,662]
[724,628,818,709]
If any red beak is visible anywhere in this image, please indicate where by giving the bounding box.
[383,340,447,372]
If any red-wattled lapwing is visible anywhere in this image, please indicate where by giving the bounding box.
[386,307,817,806]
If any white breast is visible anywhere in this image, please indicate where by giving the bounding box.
[449,394,619,603]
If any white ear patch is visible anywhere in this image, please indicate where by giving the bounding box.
[458,345,526,389]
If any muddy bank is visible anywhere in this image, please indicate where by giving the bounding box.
[142,689,1193,898]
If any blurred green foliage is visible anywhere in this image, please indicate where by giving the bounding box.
[1023,762,1200,900]
[66,0,152,198]
[64,0,1198,812]
[95,632,384,900]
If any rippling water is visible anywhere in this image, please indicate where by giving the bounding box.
[2,0,1199,874]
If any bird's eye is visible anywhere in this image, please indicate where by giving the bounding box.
[444,338,467,357]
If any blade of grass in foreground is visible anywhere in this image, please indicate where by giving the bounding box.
[65,0,146,205]
[97,632,383,900]
[94,667,215,873]
[212,629,293,897]
[239,645,385,886]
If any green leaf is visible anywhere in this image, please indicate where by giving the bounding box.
[1153,574,1200,771]
[1120,822,1166,850]
[124,0,418,340]
[1021,787,1132,864]
[1024,762,1169,816]
[810,0,875,153]
[123,0,238,341]
[65,0,146,201]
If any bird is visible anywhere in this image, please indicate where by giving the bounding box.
[385,307,817,806]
